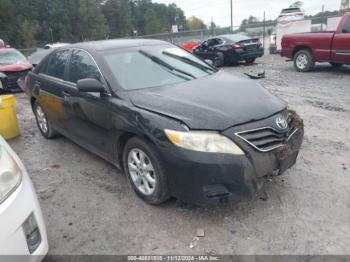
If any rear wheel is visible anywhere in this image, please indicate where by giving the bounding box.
[33,101,58,139]
[330,62,343,68]
[293,49,314,72]
[123,137,170,205]
[245,58,256,64]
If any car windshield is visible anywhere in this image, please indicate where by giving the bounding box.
[0,50,26,65]
[103,46,216,91]
[281,8,301,14]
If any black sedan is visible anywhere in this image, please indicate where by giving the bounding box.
[193,34,264,67]
[26,39,303,206]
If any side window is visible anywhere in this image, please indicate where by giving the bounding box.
[216,38,224,45]
[207,39,217,47]
[343,17,350,33]
[36,56,49,74]
[68,50,101,84]
[46,50,69,79]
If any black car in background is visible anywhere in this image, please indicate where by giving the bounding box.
[26,39,303,206]
[193,34,264,67]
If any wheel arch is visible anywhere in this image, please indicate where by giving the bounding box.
[116,131,157,172]
[293,45,312,57]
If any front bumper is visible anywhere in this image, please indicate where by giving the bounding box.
[0,73,27,93]
[160,112,304,206]
[0,139,48,260]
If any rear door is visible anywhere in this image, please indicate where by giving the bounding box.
[331,16,350,63]
[33,49,72,132]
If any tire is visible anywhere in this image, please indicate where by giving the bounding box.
[245,58,256,64]
[293,49,314,72]
[214,52,224,67]
[330,62,343,68]
[123,137,170,205]
[33,101,58,139]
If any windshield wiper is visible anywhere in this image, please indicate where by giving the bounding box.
[139,50,196,80]
[162,51,217,74]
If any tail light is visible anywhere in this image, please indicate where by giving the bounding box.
[231,44,243,49]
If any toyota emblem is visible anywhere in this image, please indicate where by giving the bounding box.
[276,115,288,130]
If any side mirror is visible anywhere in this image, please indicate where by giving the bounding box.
[77,78,105,93]
[205,59,214,66]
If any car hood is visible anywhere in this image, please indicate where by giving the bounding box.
[128,71,287,130]
[0,62,32,72]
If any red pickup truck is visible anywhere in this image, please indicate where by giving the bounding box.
[281,12,350,72]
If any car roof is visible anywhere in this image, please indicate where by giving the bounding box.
[64,39,170,52]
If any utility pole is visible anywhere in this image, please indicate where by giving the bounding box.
[340,0,350,15]
[321,5,324,31]
[263,11,266,51]
[230,0,233,32]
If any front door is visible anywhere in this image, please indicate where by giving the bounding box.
[63,49,115,161]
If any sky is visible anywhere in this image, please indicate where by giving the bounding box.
[153,0,342,27]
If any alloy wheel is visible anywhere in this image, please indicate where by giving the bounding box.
[296,53,308,70]
[127,148,157,196]
[35,105,48,134]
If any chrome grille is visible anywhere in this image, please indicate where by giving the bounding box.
[235,126,298,152]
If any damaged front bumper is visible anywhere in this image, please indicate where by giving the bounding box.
[159,111,304,206]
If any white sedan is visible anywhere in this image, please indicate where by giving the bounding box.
[0,136,48,260]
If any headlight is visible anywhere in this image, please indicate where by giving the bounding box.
[165,129,244,155]
[0,145,22,204]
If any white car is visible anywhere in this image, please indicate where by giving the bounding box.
[277,7,305,23]
[43,42,69,49]
[0,136,48,260]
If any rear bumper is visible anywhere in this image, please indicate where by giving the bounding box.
[227,49,264,62]
[281,48,293,59]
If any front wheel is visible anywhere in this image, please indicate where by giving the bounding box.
[293,49,314,72]
[123,137,170,205]
[245,58,256,64]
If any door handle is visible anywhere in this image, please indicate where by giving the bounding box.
[62,91,71,97]
[34,80,41,88]
[62,91,71,103]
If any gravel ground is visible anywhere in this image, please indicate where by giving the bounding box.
[8,55,350,256]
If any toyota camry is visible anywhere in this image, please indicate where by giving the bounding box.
[25,39,304,206]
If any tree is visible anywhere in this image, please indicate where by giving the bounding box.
[102,0,133,38]
[239,16,259,31]
[186,16,207,30]
[18,20,40,48]
[0,0,189,47]
[289,1,303,8]
[77,0,109,41]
